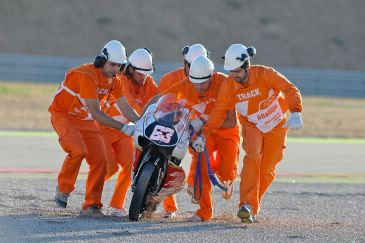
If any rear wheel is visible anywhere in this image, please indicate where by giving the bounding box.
[129,162,156,221]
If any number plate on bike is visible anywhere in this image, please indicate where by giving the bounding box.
[145,122,178,146]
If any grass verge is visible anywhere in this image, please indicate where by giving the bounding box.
[0,81,365,138]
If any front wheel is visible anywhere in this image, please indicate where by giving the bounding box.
[129,162,156,221]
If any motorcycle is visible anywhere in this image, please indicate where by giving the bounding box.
[129,94,191,221]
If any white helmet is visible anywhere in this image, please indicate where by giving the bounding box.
[102,40,127,64]
[128,48,154,75]
[183,43,208,63]
[224,44,256,71]
[189,56,214,84]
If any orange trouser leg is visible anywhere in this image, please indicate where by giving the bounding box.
[162,195,178,212]
[162,150,194,212]
[192,137,215,221]
[52,115,86,194]
[52,114,107,209]
[256,124,288,215]
[195,151,214,221]
[81,129,107,209]
[212,133,240,183]
[109,135,134,209]
[239,123,264,215]
[102,129,119,181]
[187,150,197,187]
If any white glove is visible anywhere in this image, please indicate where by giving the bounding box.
[190,118,205,133]
[121,123,135,136]
[192,135,206,153]
[282,112,303,130]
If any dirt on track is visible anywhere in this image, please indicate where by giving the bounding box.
[0,175,364,242]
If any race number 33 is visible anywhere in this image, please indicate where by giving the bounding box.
[150,125,174,143]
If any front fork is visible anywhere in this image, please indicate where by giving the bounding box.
[131,148,167,193]
[131,149,147,192]
[132,149,143,176]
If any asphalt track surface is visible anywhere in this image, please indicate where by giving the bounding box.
[0,134,364,242]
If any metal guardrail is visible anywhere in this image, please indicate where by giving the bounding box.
[0,53,364,98]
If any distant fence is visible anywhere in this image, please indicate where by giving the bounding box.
[0,53,364,98]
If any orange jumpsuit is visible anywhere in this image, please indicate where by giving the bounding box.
[101,74,158,209]
[163,73,240,221]
[157,67,186,93]
[157,67,187,213]
[49,64,123,210]
[202,65,302,216]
